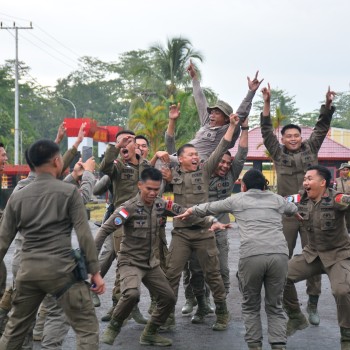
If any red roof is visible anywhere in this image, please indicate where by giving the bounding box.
[230,126,350,161]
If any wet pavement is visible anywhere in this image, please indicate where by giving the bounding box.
[3,221,342,349]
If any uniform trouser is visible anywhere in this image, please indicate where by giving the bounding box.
[237,254,288,345]
[41,294,70,349]
[111,228,169,299]
[283,255,350,328]
[166,228,226,303]
[283,216,321,296]
[182,229,230,299]
[112,265,176,325]
[0,275,99,350]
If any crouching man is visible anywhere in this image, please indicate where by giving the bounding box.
[98,168,185,347]
[283,165,350,350]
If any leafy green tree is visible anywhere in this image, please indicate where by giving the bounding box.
[150,37,203,96]
[253,88,299,125]
[332,91,350,128]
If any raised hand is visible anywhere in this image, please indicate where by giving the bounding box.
[325,86,336,109]
[187,59,197,79]
[261,83,271,103]
[247,71,264,92]
[55,121,67,144]
[169,103,181,120]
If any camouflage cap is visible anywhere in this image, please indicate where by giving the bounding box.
[339,163,350,170]
[207,100,233,118]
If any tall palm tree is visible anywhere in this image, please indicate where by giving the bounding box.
[150,37,203,96]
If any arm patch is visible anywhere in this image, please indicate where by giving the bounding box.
[335,194,350,206]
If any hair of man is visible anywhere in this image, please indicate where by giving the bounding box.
[140,167,162,183]
[177,143,196,157]
[281,124,302,135]
[28,139,60,167]
[242,169,268,191]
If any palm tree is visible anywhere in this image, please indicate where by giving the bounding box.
[128,102,168,156]
[150,37,203,96]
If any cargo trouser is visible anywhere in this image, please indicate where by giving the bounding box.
[0,275,99,350]
[283,255,350,328]
[99,235,116,278]
[166,227,226,303]
[112,265,176,325]
[283,216,321,295]
[41,294,70,349]
[237,254,288,346]
[0,262,6,297]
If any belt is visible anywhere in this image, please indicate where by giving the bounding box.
[185,225,203,230]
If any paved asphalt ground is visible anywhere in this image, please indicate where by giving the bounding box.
[3,221,342,349]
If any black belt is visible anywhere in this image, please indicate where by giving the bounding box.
[185,225,203,230]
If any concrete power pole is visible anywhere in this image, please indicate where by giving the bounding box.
[1,22,33,165]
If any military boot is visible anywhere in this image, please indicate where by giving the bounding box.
[181,298,197,315]
[205,297,215,314]
[139,321,172,346]
[101,318,123,345]
[191,295,208,324]
[248,341,262,349]
[131,304,148,324]
[159,313,175,331]
[286,309,308,336]
[306,295,320,326]
[341,327,350,349]
[212,301,230,331]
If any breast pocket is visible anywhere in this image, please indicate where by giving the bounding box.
[202,130,217,142]
[320,211,336,231]
[191,176,205,194]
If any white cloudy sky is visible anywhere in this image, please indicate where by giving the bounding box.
[1,0,350,114]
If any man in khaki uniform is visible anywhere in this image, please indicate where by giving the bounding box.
[334,163,350,233]
[98,168,182,346]
[98,130,151,323]
[0,139,105,350]
[260,84,335,325]
[159,113,239,332]
[283,165,350,350]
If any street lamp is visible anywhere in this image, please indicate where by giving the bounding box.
[58,97,77,119]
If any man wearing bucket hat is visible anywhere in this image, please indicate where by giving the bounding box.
[334,163,350,233]
[164,61,263,161]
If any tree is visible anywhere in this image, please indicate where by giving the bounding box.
[150,37,203,96]
[253,88,299,125]
[331,91,350,128]
[128,102,168,156]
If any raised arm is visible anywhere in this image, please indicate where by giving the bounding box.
[260,83,281,160]
[307,86,336,153]
[165,103,181,154]
[205,114,240,175]
[188,60,209,126]
[236,71,263,120]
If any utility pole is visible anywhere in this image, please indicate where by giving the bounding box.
[1,22,33,165]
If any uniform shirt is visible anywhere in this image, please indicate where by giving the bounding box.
[170,137,231,230]
[95,193,185,270]
[335,177,350,194]
[192,189,297,259]
[165,79,254,160]
[298,188,350,267]
[100,145,151,208]
[260,105,335,197]
[0,173,99,281]
[208,145,247,224]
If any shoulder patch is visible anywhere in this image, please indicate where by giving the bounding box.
[166,200,173,210]
[114,217,122,226]
[335,194,350,205]
[119,208,129,219]
[285,194,300,203]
